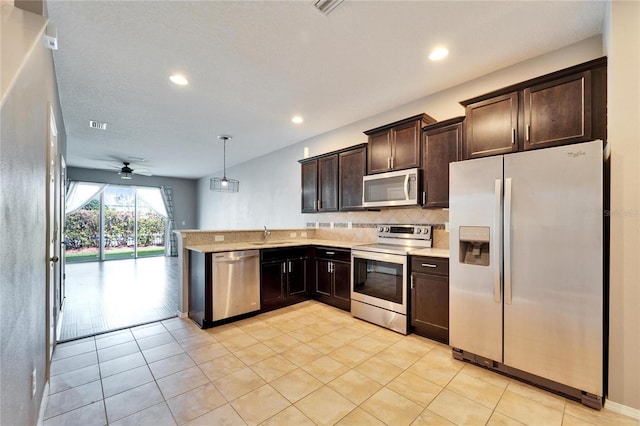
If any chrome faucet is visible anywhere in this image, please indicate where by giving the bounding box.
[263,226,271,242]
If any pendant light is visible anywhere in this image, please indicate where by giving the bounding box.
[210,135,239,192]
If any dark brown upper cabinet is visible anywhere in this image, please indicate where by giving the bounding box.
[299,144,367,213]
[339,146,367,211]
[364,113,436,174]
[422,117,464,208]
[460,57,606,160]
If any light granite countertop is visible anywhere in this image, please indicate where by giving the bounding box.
[186,238,450,258]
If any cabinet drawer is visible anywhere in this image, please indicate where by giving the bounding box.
[411,257,449,276]
[261,247,309,262]
[315,247,350,263]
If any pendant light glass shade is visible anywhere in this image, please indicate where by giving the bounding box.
[210,135,239,193]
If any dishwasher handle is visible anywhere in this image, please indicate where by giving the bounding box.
[213,250,260,262]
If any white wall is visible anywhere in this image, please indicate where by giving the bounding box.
[605,0,640,412]
[197,36,603,230]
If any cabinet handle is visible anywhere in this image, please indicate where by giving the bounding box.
[422,191,426,205]
[288,261,292,273]
[331,262,334,273]
[317,199,321,210]
[511,128,516,144]
[391,156,394,169]
[313,200,317,210]
[282,262,286,274]
[387,157,391,169]
[327,262,331,273]
[526,124,530,141]
[421,263,437,268]
[411,276,414,290]
[326,251,335,255]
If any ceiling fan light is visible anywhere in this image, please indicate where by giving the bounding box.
[121,171,132,180]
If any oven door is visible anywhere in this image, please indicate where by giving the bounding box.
[351,249,407,314]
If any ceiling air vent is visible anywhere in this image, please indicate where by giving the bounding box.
[89,120,107,130]
[313,0,343,15]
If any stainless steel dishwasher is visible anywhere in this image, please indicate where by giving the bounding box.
[212,250,260,321]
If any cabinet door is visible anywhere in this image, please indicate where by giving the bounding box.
[339,147,366,211]
[287,258,307,296]
[465,92,519,159]
[523,71,591,150]
[411,273,449,344]
[301,161,318,213]
[391,120,422,170]
[333,261,351,302]
[261,262,284,307]
[423,122,462,208]
[318,155,338,212]
[367,131,391,174]
[315,259,332,297]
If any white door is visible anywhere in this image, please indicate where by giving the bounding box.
[46,106,60,362]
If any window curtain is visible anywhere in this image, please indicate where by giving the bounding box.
[160,186,177,257]
[133,187,167,217]
[65,181,107,215]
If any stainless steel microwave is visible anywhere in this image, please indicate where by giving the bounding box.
[362,168,420,208]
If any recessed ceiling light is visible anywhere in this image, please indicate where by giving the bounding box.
[169,74,188,85]
[291,116,304,124]
[429,47,449,61]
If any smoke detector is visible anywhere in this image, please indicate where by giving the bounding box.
[89,120,107,130]
[312,0,343,15]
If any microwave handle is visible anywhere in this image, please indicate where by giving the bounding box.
[404,173,410,200]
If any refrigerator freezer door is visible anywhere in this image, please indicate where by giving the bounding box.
[449,156,504,362]
[503,140,603,396]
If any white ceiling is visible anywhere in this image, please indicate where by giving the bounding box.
[47,0,607,180]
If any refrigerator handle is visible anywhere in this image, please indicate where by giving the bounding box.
[493,179,502,303]
[504,178,513,305]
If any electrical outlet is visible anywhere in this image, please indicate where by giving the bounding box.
[31,368,36,398]
[301,232,307,238]
[445,221,450,232]
[330,222,334,228]
[289,232,297,238]
[347,221,352,229]
[214,235,224,242]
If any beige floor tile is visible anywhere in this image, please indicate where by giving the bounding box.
[287,327,323,343]
[360,387,423,426]
[95,331,134,350]
[387,371,443,407]
[565,400,639,426]
[261,333,299,353]
[131,323,167,340]
[506,380,567,412]
[177,334,217,352]
[104,382,164,423]
[250,354,297,382]
[220,333,260,352]
[281,343,323,367]
[184,403,246,426]
[43,401,106,426]
[142,341,185,364]
[428,389,493,425]
[49,365,100,395]
[325,326,364,344]
[187,342,230,364]
[234,343,277,366]
[349,336,390,355]
[410,408,456,426]
[52,340,96,361]
[495,390,564,426]
[97,341,140,363]
[199,354,246,381]
[99,352,147,378]
[270,369,323,403]
[156,365,209,400]
[407,355,461,387]
[148,353,196,380]
[294,313,324,326]
[354,355,403,385]
[377,345,422,369]
[295,386,356,426]
[242,324,283,341]
[50,351,98,376]
[206,324,246,341]
[260,406,314,426]
[162,317,193,331]
[213,367,266,401]
[102,365,154,398]
[394,335,437,355]
[421,346,462,368]
[328,344,371,368]
[327,370,382,405]
[307,334,346,354]
[135,332,176,351]
[446,371,505,409]
[44,380,104,419]
[367,327,405,344]
[302,355,350,383]
[459,363,510,389]
[336,407,386,426]
[309,320,343,335]
[110,402,177,426]
[271,319,306,333]
[230,384,290,425]
[167,383,226,424]
[170,326,206,342]
[487,411,526,425]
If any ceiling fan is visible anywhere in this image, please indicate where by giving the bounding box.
[106,161,153,179]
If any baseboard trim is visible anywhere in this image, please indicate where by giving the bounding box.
[37,380,50,426]
[605,399,640,420]
[176,310,187,318]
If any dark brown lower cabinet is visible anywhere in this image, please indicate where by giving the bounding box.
[410,256,449,344]
[313,247,350,311]
[261,247,310,311]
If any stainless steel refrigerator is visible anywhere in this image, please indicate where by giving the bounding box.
[449,140,605,409]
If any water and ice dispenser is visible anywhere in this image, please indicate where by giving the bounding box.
[459,226,490,266]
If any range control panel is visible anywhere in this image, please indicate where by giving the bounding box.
[377,224,432,241]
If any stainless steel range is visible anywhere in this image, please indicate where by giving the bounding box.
[351,224,432,334]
